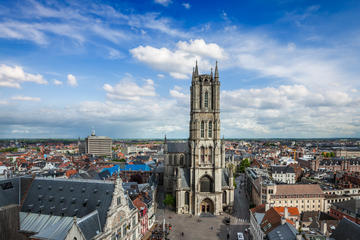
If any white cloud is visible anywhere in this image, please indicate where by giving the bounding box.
[11,95,41,102]
[182,3,191,9]
[157,74,165,78]
[107,48,124,59]
[53,79,63,85]
[103,75,156,101]
[130,39,225,79]
[0,64,47,88]
[67,74,78,87]
[154,0,172,7]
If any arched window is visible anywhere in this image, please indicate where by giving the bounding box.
[200,175,213,192]
[204,91,208,108]
[201,147,205,162]
[223,191,227,203]
[185,192,190,205]
[208,147,212,162]
[208,121,212,138]
[180,155,184,166]
[201,121,204,138]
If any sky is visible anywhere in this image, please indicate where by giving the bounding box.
[0,0,360,139]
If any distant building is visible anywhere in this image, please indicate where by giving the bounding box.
[330,199,360,224]
[330,217,360,240]
[85,131,112,157]
[271,165,296,184]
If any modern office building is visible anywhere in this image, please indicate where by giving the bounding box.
[85,131,112,157]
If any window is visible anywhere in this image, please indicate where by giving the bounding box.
[208,147,212,162]
[223,191,227,203]
[180,155,184,165]
[200,175,213,192]
[185,192,190,205]
[201,147,205,162]
[208,121,212,138]
[204,91,208,108]
[201,121,204,138]
[117,197,121,206]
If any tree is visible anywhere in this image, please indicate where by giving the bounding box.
[238,158,250,173]
[330,152,335,157]
[163,194,175,208]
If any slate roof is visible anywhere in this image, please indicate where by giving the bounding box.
[0,177,20,207]
[222,168,230,187]
[167,142,189,153]
[271,165,295,174]
[77,210,102,240]
[21,178,115,231]
[20,212,73,239]
[267,222,298,240]
[330,217,360,240]
[180,168,190,188]
[332,198,360,215]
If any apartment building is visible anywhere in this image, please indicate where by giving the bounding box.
[85,132,112,157]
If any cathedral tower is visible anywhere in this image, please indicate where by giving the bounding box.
[164,62,234,216]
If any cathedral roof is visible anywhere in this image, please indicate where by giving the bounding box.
[222,168,230,187]
[167,142,189,153]
[180,168,190,189]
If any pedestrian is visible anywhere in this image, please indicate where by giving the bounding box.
[210,226,213,230]
[181,232,184,236]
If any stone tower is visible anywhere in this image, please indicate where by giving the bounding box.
[164,62,234,216]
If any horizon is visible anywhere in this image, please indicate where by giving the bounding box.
[0,0,359,138]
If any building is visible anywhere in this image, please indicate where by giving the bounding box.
[271,165,296,184]
[85,131,112,157]
[163,62,234,215]
[330,217,360,240]
[0,176,140,239]
[330,199,360,224]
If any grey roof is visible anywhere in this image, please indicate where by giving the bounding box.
[330,217,360,240]
[21,178,115,231]
[267,222,298,240]
[180,168,190,188]
[167,142,189,153]
[332,199,360,215]
[271,166,295,174]
[222,168,230,187]
[254,212,265,224]
[77,210,102,240]
[0,177,20,207]
[20,212,73,237]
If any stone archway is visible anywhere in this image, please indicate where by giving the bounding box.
[200,198,214,214]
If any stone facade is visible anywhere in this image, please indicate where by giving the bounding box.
[164,62,234,216]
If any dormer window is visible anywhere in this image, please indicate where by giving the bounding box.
[201,121,204,138]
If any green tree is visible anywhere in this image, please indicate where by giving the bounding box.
[238,158,250,173]
[163,194,175,208]
[325,152,330,158]
[330,152,335,157]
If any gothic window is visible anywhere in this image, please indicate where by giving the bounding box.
[201,121,204,138]
[201,147,205,162]
[208,147,212,162]
[208,121,212,138]
[185,192,190,205]
[223,191,227,203]
[180,155,184,166]
[204,91,208,108]
[200,175,213,192]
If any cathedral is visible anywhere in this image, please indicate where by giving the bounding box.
[164,62,234,215]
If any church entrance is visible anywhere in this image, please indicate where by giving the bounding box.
[200,198,214,214]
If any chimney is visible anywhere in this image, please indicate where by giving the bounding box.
[265,203,270,211]
[281,217,286,225]
[296,234,302,240]
[295,220,299,230]
[284,207,289,219]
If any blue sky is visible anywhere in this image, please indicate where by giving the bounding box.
[0,0,359,138]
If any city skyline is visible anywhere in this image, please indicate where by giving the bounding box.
[0,0,359,138]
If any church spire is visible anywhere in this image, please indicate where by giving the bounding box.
[214,61,219,81]
[194,60,199,76]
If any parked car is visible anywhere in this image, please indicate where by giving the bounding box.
[237,232,244,240]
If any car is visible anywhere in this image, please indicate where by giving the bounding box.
[237,232,244,240]
[223,217,231,225]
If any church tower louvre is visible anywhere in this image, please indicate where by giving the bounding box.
[163,61,234,216]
